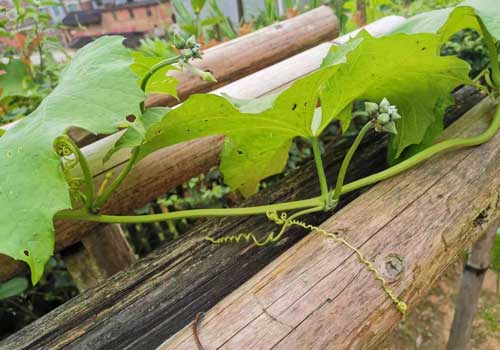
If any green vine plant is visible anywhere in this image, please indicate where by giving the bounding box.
[1,0,500,317]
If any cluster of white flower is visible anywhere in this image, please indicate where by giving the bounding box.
[365,98,401,135]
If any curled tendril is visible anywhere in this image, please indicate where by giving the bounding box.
[53,135,95,210]
[54,135,80,169]
[206,206,407,317]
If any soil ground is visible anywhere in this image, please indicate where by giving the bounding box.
[382,260,500,350]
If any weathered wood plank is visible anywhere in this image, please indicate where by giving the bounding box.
[0,16,406,284]
[159,99,500,350]
[0,87,485,350]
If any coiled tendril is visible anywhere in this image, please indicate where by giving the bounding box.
[53,135,94,210]
[206,208,407,317]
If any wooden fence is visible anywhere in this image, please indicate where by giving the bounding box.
[1,9,497,350]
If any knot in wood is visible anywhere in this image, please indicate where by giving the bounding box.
[378,253,405,282]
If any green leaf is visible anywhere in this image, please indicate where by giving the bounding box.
[131,51,179,99]
[392,0,500,41]
[0,59,31,100]
[320,32,471,157]
[0,277,29,300]
[138,31,471,194]
[139,66,336,196]
[0,36,145,284]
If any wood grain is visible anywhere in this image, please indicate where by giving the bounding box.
[0,87,485,350]
[0,16,406,284]
[159,99,500,350]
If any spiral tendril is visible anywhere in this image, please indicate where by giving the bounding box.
[53,135,94,210]
[206,208,407,317]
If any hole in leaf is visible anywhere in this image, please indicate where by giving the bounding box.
[23,250,30,257]
[292,103,297,111]
[126,115,136,123]
[237,149,244,155]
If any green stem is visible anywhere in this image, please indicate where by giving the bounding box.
[140,55,183,93]
[139,55,183,111]
[334,121,372,200]
[311,137,328,197]
[57,197,324,223]
[92,147,140,212]
[479,18,500,90]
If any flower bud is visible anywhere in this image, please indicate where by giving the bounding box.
[364,101,379,115]
[382,121,398,135]
[379,97,391,113]
[377,113,390,125]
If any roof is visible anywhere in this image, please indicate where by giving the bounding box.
[62,0,166,27]
[63,10,102,27]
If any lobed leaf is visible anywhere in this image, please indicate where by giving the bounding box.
[138,65,338,196]
[320,32,471,158]
[0,36,145,284]
[138,32,470,193]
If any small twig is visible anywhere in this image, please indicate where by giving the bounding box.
[192,312,205,350]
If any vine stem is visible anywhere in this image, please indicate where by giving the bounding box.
[57,100,500,224]
[311,137,328,197]
[139,55,183,109]
[92,147,140,212]
[333,121,373,200]
[57,197,324,223]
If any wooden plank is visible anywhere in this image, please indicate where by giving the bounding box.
[145,6,339,107]
[159,99,500,350]
[447,218,500,350]
[0,87,485,350]
[62,224,136,292]
[0,16,406,284]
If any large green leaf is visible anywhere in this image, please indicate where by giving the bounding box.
[392,0,500,41]
[0,36,145,284]
[138,32,470,193]
[320,32,471,158]
[139,66,337,196]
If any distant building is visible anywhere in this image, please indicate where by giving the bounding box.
[61,0,173,48]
